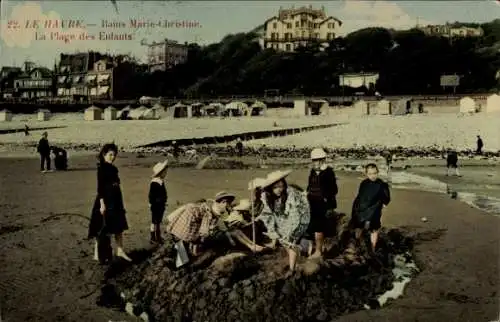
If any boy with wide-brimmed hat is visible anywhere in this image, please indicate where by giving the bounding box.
[148,160,168,244]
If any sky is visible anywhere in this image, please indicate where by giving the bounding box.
[1,0,499,68]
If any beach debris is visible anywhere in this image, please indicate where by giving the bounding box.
[421,217,428,222]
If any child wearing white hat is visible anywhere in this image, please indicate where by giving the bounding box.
[148,160,169,244]
[307,148,338,258]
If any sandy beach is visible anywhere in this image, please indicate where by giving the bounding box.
[0,111,498,152]
[0,153,498,322]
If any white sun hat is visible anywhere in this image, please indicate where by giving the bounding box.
[248,177,266,190]
[233,199,251,211]
[261,169,292,188]
[310,148,327,160]
[152,160,168,177]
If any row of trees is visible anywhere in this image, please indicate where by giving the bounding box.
[121,20,500,98]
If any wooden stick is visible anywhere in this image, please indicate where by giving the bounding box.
[251,187,256,254]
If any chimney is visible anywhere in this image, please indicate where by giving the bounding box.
[24,61,34,73]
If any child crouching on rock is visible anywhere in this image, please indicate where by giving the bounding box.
[149,160,168,244]
[350,163,390,251]
[166,192,236,265]
[223,199,268,252]
[259,170,311,272]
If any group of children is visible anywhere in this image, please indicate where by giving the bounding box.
[89,142,391,269]
[143,147,391,270]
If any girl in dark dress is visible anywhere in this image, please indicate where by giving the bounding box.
[307,148,338,258]
[88,143,131,262]
[351,163,391,251]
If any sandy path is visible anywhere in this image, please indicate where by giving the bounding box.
[0,155,498,322]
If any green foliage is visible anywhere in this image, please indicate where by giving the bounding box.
[120,20,500,98]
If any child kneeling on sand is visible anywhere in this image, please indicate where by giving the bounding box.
[148,160,168,244]
[166,192,236,259]
[350,163,391,251]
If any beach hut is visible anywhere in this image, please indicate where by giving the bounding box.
[190,102,205,117]
[142,108,157,120]
[139,96,153,104]
[37,109,51,121]
[103,106,117,121]
[292,100,308,116]
[0,109,12,122]
[376,99,391,115]
[392,99,411,116]
[117,105,132,120]
[247,101,267,116]
[168,102,191,118]
[354,100,368,115]
[152,103,165,111]
[224,101,247,117]
[308,99,329,116]
[485,94,500,112]
[459,97,476,114]
[129,105,149,119]
[151,103,166,118]
[84,105,102,121]
[205,103,223,117]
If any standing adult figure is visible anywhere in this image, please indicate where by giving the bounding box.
[306,148,338,258]
[88,143,132,262]
[37,131,51,172]
[476,135,484,155]
[259,170,311,272]
[235,138,243,158]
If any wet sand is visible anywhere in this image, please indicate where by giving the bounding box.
[0,154,498,322]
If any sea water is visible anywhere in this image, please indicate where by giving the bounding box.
[393,166,500,215]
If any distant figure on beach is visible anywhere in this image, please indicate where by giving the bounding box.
[148,160,168,244]
[258,144,268,167]
[37,131,51,173]
[306,148,338,259]
[88,143,132,263]
[382,150,393,171]
[350,163,391,251]
[24,124,30,136]
[476,135,484,155]
[172,141,180,159]
[446,149,461,177]
[259,170,311,272]
[235,138,243,157]
[418,103,424,114]
[51,146,68,171]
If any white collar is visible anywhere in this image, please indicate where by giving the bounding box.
[151,177,164,185]
[314,164,329,172]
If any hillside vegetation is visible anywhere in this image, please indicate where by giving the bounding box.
[125,20,500,98]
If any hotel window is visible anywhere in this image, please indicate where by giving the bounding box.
[328,23,334,29]
[295,21,299,28]
[302,30,306,38]
[273,22,277,29]
[287,23,292,29]
[314,33,319,39]
[285,44,291,51]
